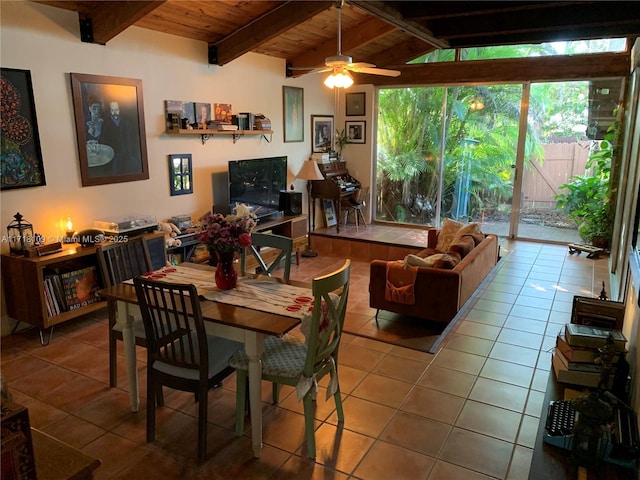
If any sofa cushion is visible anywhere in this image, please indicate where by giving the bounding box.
[404,252,461,269]
[447,235,475,259]
[416,248,439,258]
[432,252,461,269]
[435,218,463,252]
[451,222,482,245]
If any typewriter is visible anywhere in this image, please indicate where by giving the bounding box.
[544,398,640,468]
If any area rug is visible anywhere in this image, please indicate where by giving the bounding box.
[343,309,465,354]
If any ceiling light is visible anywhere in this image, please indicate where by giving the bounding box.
[469,97,484,111]
[324,69,353,89]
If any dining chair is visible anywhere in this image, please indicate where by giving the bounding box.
[240,232,293,280]
[341,186,368,232]
[132,276,242,461]
[230,259,351,458]
[96,236,155,387]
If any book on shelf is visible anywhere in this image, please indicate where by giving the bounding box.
[60,266,101,311]
[564,323,627,350]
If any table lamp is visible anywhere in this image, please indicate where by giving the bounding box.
[296,159,324,257]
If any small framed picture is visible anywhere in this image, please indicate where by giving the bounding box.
[345,92,365,116]
[323,199,337,227]
[311,115,334,153]
[169,154,193,196]
[345,120,366,144]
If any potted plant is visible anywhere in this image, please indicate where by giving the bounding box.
[555,127,616,247]
[335,128,348,160]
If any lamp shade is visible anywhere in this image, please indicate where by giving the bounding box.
[296,160,324,181]
[324,70,354,89]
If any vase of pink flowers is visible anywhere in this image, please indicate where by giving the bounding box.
[197,204,256,290]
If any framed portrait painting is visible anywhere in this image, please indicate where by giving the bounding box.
[345,120,366,144]
[1,68,46,190]
[283,86,303,142]
[345,92,366,116]
[311,115,333,153]
[70,73,149,186]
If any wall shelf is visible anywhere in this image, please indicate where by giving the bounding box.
[165,128,273,145]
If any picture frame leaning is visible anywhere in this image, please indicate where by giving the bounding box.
[70,73,149,187]
[1,68,46,190]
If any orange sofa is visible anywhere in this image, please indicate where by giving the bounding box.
[369,228,499,324]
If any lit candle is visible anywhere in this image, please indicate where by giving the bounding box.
[65,217,74,238]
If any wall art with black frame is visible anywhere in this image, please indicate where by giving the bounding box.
[169,154,193,196]
[70,73,149,187]
[1,68,46,190]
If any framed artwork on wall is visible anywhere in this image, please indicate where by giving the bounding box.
[311,115,333,153]
[169,154,193,196]
[345,120,366,144]
[283,86,304,142]
[1,68,46,190]
[70,73,149,187]
[346,92,366,116]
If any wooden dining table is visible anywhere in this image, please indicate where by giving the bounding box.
[98,263,308,458]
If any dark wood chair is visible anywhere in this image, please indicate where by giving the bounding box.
[133,276,241,461]
[96,236,154,387]
[341,186,369,232]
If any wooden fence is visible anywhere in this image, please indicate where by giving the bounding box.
[521,141,592,209]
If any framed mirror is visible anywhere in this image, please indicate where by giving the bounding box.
[169,154,193,196]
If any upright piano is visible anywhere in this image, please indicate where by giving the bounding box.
[310,161,361,233]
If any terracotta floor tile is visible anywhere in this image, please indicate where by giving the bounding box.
[428,460,496,479]
[380,410,451,456]
[371,353,428,383]
[418,365,476,398]
[311,422,374,473]
[327,395,395,437]
[469,377,528,412]
[401,386,465,425]
[353,440,437,480]
[442,333,494,357]
[439,427,513,479]
[351,373,413,408]
[431,348,487,376]
[455,400,521,442]
[480,358,534,389]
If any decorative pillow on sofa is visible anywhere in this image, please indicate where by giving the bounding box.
[447,235,475,259]
[435,218,463,252]
[404,252,461,269]
[450,222,482,245]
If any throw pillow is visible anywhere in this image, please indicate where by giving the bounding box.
[404,254,438,267]
[435,218,463,252]
[447,235,475,259]
[450,222,482,246]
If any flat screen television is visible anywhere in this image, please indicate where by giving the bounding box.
[227,156,287,218]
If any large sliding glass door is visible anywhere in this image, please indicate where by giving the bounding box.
[375,78,623,243]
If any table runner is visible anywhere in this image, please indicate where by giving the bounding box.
[137,265,314,320]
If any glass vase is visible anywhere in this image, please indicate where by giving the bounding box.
[215,250,237,290]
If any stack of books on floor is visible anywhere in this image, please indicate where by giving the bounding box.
[552,323,627,388]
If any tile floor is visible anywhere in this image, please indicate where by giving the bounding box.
[0,235,609,479]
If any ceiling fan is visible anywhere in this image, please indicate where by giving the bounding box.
[289,0,400,87]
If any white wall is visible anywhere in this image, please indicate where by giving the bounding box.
[0,1,347,333]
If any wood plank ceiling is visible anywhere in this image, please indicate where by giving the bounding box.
[34,1,640,81]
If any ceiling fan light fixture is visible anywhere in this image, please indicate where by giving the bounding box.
[324,69,353,89]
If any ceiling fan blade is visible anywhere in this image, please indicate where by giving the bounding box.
[350,66,401,77]
[347,62,375,69]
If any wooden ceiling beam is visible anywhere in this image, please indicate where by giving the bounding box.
[210,1,333,66]
[366,37,437,68]
[288,17,396,76]
[77,1,165,45]
[354,52,629,86]
[349,0,450,49]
